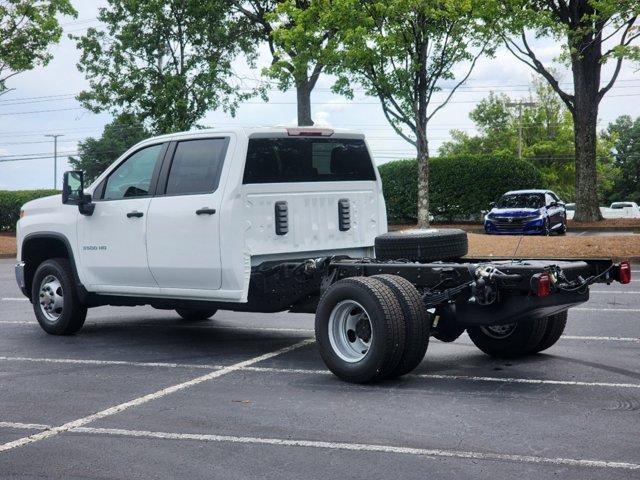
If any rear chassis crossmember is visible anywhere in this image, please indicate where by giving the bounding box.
[242,257,622,327]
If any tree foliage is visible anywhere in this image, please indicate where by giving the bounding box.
[318,0,493,227]
[234,0,335,126]
[68,113,150,183]
[73,0,256,134]
[438,78,621,201]
[378,156,544,223]
[487,0,640,221]
[0,0,76,93]
[601,115,640,203]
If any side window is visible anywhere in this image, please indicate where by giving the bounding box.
[165,138,228,195]
[103,144,164,200]
[545,194,554,206]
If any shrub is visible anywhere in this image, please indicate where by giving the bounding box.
[0,190,59,231]
[378,156,544,223]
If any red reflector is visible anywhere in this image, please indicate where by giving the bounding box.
[536,273,551,297]
[619,261,631,284]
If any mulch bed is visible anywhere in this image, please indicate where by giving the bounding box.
[0,233,16,258]
[466,233,638,262]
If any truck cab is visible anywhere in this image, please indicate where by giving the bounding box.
[17,127,386,305]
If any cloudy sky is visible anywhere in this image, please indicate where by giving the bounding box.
[1,1,639,190]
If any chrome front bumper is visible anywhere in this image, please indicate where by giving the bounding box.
[15,261,27,295]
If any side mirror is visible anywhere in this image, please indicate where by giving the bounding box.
[62,171,94,215]
[489,202,496,209]
[548,201,558,208]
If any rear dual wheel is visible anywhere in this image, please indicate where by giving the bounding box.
[467,310,568,358]
[315,275,430,383]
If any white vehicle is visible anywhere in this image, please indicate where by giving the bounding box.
[606,202,640,219]
[15,127,631,383]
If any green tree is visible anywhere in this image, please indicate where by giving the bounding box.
[439,78,617,201]
[322,0,492,227]
[73,0,256,134]
[490,0,640,221]
[68,113,150,183]
[602,115,640,203]
[234,0,335,126]
[0,0,76,94]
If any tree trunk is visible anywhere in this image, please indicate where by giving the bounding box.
[296,81,313,126]
[572,102,602,222]
[416,136,430,228]
[570,24,603,222]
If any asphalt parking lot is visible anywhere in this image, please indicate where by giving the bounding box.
[0,258,639,479]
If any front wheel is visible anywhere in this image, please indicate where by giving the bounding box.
[466,318,548,358]
[32,258,87,335]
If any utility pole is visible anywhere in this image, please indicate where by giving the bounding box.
[45,134,64,189]
[506,101,536,160]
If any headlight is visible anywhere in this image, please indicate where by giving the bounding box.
[485,213,494,220]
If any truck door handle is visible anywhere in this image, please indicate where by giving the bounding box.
[196,208,216,215]
[126,211,144,218]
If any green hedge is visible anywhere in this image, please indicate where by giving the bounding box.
[0,190,59,231]
[378,156,544,223]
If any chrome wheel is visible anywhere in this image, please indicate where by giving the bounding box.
[38,274,64,322]
[480,323,516,339]
[328,300,373,363]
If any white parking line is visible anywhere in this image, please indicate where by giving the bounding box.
[0,356,222,370]
[0,338,313,454]
[0,298,27,301]
[0,422,49,430]
[2,355,639,389]
[562,335,639,342]
[0,421,637,471]
[574,307,640,312]
[67,426,638,471]
[244,366,640,389]
[590,290,640,294]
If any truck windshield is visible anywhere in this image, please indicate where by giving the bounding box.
[496,193,544,209]
[243,137,376,183]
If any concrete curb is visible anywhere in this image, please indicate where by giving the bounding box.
[0,253,16,259]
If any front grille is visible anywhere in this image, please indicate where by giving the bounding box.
[493,216,537,229]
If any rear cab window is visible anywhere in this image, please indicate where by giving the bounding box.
[243,137,376,184]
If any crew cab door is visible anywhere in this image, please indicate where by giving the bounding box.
[78,143,166,291]
[146,136,230,293]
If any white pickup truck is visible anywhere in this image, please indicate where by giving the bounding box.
[15,127,631,383]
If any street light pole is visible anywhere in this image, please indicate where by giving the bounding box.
[45,134,64,189]
[506,101,536,160]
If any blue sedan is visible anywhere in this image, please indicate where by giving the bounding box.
[484,190,567,235]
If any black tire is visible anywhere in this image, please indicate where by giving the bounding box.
[543,218,551,236]
[375,229,468,262]
[531,311,568,353]
[315,277,406,383]
[558,219,567,235]
[466,318,548,358]
[176,309,217,321]
[31,258,87,335]
[374,275,431,377]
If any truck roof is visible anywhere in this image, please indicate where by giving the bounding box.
[143,126,366,144]
[503,189,551,195]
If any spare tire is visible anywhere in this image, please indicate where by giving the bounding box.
[375,229,468,262]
